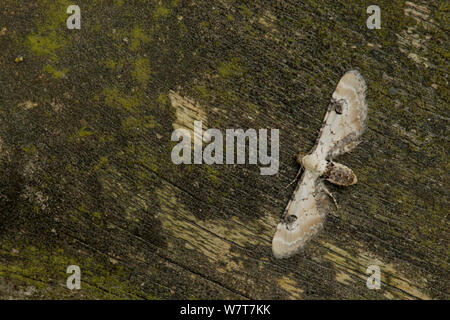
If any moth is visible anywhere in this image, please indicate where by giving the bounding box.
[272,70,368,259]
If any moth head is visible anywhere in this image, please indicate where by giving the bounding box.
[296,151,305,166]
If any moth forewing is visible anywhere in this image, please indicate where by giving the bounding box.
[314,70,368,160]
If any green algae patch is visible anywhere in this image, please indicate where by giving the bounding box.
[26,31,67,61]
[100,58,126,71]
[122,115,156,132]
[218,58,247,79]
[77,126,95,138]
[102,87,143,112]
[132,57,152,86]
[44,64,68,79]
[93,156,109,172]
[25,0,72,60]
[153,5,171,20]
[206,167,221,187]
[0,241,152,299]
[130,26,152,52]
[194,85,209,100]
[156,92,168,106]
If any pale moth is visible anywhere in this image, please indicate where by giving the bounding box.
[272,70,368,259]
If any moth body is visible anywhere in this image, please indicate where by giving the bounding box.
[301,153,327,176]
[272,70,368,259]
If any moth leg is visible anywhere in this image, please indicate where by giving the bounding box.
[321,184,339,209]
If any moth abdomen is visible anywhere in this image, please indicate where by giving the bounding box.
[324,161,357,186]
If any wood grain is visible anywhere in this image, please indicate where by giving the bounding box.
[0,0,448,299]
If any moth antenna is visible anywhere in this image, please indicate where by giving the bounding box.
[285,150,305,189]
[285,168,302,189]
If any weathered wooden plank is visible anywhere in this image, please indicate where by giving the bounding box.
[0,0,448,299]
